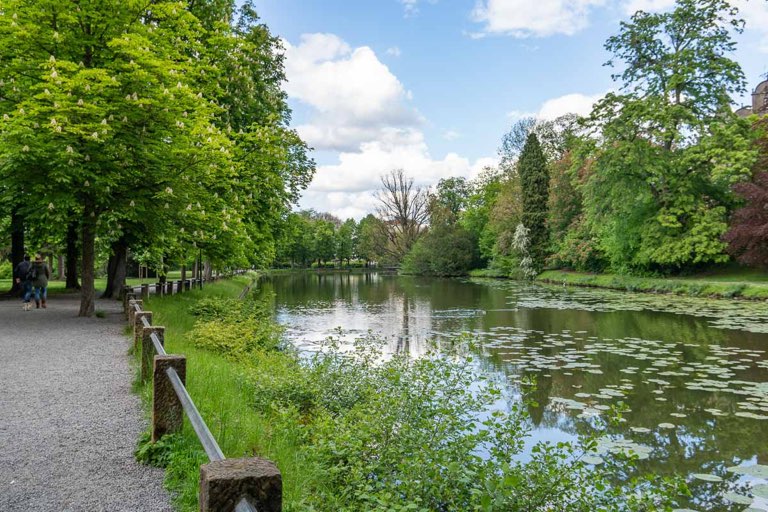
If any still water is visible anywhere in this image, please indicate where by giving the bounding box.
[260,272,768,511]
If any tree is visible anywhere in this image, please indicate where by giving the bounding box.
[314,220,336,267]
[724,172,768,268]
[374,169,429,264]
[512,223,537,281]
[431,177,469,225]
[518,133,550,271]
[581,0,756,272]
[336,218,356,267]
[0,1,234,315]
[0,1,313,312]
[355,214,382,267]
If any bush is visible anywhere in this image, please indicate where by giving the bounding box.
[188,295,283,358]
[295,335,685,511]
[0,260,13,279]
[401,225,480,277]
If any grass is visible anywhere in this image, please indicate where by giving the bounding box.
[537,269,768,300]
[136,278,321,512]
[0,271,187,296]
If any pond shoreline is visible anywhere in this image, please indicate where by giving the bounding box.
[536,269,768,301]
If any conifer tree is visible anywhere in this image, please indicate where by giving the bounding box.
[518,133,549,271]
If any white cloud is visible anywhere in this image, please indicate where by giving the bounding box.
[506,109,536,120]
[537,92,606,120]
[299,130,495,219]
[401,0,420,16]
[283,33,421,151]
[472,0,607,38]
[285,33,494,219]
[622,0,768,53]
[386,46,402,57]
[623,0,674,14]
[399,0,438,17]
[442,129,461,140]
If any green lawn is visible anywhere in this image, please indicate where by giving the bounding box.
[0,271,188,295]
[538,269,768,300]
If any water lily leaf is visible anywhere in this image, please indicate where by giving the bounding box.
[692,473,722,482]
[723,492,752,505]
[727,465,768,478]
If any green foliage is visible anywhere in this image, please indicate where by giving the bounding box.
[355,214,383,265]
[518,133,550,271]
[0,260,12,279]
[139,280,691,511]
[188,295,283,357]
[135,430,183,468]
[579,0,756,273]
[0,1,313,314]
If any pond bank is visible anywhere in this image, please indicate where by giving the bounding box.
[537,270,768,300]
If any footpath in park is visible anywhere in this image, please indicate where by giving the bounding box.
[0,293,172,512]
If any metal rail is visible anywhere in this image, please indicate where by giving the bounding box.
[139,313,166,355]
[126,272,260,512]
[165,367,225,462]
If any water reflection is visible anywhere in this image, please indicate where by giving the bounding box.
[261,272,768,511]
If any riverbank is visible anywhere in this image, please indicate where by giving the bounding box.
[537,269,768,300]
[135,277,684,511]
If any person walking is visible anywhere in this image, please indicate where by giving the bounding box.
[30,254,50,309]
[14,254,33,311]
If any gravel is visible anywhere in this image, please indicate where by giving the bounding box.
[0,293,173,511]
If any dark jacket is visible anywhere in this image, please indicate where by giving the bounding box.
[31,261,49,288]
[14,261,31,282]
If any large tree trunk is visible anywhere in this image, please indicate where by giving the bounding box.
[79,208,96,317]
[57,255,65,280]
[180,264,186,284]
[204,260,212,281]
[102,237,127,299]
[66,222,80,290]
[8,207,24,295]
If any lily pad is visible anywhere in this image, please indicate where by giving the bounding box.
[723,492,752,505]
[727,465,768,478]
[691,473,722,482]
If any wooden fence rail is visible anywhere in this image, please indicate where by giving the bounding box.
[123,273,282,512]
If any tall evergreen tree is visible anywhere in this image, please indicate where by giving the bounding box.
[518,133,549,271]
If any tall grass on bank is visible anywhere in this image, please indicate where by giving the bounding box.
[537,270,768,300]
[134,278,687,512]
[137,278,323,511]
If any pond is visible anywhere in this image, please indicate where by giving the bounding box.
[260,271,768,511]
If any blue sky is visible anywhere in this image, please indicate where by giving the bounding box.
[251,0,768,219]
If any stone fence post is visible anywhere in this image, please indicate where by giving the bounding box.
[134,311,152,350]
[200,458,282,512]
[141,325,164,382]
[128,299,143,324]
[152,354,186,442]
[141,284,150,300]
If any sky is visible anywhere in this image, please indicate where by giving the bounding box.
[250,0,768,220]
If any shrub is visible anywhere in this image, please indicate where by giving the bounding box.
[0,260,13,279]
[188,294,283,358]
[297,335,685,511]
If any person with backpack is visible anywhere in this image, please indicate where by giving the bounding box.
[14,254,33,311]
[29,253,50,309]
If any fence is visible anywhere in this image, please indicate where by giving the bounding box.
[123,274,282,512]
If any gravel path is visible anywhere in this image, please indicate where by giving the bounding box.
[0,293,173,512]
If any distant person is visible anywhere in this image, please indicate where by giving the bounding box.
[29,254,50,309]
[14,254,33,311]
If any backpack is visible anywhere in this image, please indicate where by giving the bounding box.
[26,264,38,281]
